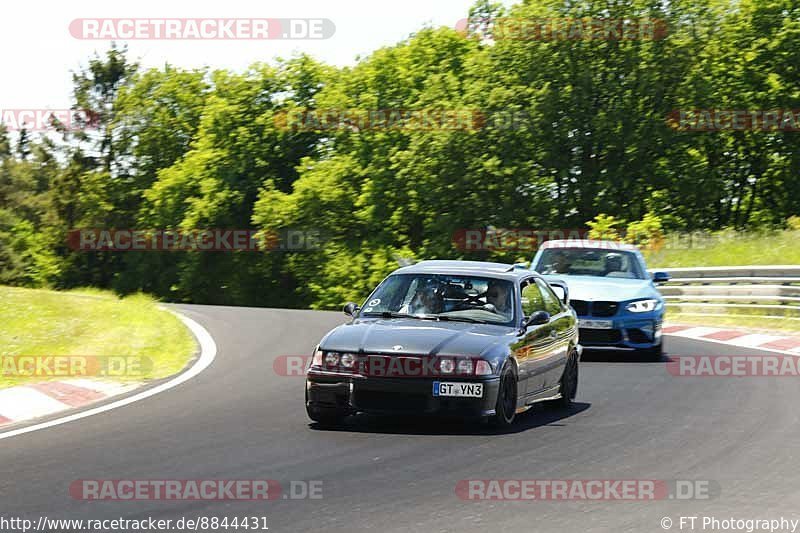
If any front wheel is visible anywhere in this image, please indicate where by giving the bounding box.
[305,387,347,427]
[306,405,347,427]
[552,349,579,408]
[640,341,663,361]
[489,364,518,428]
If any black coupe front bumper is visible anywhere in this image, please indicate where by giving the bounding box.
[306,371,501,418]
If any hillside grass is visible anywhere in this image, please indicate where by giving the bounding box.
[644,229,800,268]
[665,312,799,333]
[0,286,196,389]
[645,228,800,334]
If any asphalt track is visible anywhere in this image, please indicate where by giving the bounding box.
[2,304,799,532]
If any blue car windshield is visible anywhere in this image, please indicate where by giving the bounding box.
[360,274,516,325]
[535,248,646,279]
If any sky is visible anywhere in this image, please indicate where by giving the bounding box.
[2,0,516,112]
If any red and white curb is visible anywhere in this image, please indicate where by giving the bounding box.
[664,325,800,355]
[0,379,140,427]
[0,311,216,441]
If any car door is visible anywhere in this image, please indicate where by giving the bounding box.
[535,278,572,390]
[514,277,556,398]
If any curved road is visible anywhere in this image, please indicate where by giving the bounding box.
[2,304,799,532]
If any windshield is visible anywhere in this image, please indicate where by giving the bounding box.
[534,248,646,279]
[360,274,516,325]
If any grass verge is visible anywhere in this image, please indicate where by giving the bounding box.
[646,229,800,333]
[0,286,196,389]
[666,312,800,334]
[645,229,800,267]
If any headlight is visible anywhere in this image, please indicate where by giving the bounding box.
[456,359,473,375]
[324,352,340,367]
[474,360,493,376]
[311,347,324,367]
[439,358,455,374]
[626,299,661,313]
[340,353,356,369]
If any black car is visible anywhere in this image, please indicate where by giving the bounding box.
[305,260,581,427]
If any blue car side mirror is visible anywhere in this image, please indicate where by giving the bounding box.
[652,271,671,284]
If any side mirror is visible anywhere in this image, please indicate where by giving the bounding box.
[652,271,671,284]
[343,302,360,317]
[524,310,550,328]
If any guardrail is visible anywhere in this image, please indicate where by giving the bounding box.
[650,266,800,320]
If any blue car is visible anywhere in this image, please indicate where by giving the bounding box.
[530,240,670,358]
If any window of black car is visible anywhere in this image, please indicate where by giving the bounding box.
[360,273,516,325]
[534,248,646,279]
[520,280,546,317]
[536,279,564,316]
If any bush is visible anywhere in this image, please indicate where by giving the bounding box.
[586,214,624,241]
[625,213,664,251]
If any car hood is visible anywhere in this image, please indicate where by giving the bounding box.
[319,318,513,357]
[542,274,658,302]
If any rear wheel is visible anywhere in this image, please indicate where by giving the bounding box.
[489,365,517,428]
[552,350,579,408]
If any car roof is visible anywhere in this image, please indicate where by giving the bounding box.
[538,239,640,252]
[393,260,539,281]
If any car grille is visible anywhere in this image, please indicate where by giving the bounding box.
[592,301,619,317]
[570,300,619,317]
[579,328,623,344]
[570,300,589,316]
[354,390,429,412]
[362,355,428,378]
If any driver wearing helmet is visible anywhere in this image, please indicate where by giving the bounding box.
[407,279,444,315]
[603,253,624,275]
[485,280,512,319]
[550,251,571,274]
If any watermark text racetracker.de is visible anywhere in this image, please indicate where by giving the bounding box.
[67,228,324,252]
[456,17,668,41]
[668,109,800,132]
[69,479,322,501]
[276,354,494,378]
[667,355,800,377]
[1,355,151,378]
[452,228,714,253]
[272,108,568,132]
[69,18,335,40]
[0,108,100,131]
[456,479,720,501]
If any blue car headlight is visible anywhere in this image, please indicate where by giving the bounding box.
[626,299,662,313]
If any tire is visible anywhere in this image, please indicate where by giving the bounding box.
[305,387,347,427]
[306,405,347,427]
[552,349,579,408]
[641,341,663,361]
[489,364,518,428]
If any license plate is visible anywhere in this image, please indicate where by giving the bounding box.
[579,319,613,329]
[433,382,483,398]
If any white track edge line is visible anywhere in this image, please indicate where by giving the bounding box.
[0,310,217,441]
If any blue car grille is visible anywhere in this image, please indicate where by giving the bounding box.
[570,300,619,317]
[571,300,590,316]
[592,302,619,317]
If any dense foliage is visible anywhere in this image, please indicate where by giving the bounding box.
[1,0,798,308]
